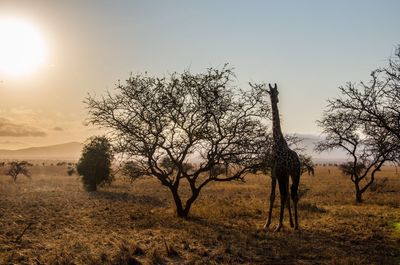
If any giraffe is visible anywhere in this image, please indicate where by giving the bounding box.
[264,83,301,231]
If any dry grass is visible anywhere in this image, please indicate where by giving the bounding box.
[0,164,399,264]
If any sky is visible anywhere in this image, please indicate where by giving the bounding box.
[0,0,399,149]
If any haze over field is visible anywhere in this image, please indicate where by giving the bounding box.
[0,136,349,162]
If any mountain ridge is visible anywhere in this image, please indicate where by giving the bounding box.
[0,142,83,160]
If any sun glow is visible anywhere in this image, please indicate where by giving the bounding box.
[0,17,47,77]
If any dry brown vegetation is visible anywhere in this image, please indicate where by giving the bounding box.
[0,164,399,264]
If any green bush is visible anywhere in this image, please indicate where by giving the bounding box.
[77,136,114,191]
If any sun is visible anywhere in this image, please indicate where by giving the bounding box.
[0,17,47,77]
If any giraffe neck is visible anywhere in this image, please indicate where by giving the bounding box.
[270,98,287,148]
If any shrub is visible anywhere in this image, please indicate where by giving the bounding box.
[76,136,114,191]
[6,161,31,182]
[66,166,76,176]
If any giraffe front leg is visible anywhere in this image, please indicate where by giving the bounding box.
[275,178,288,232]
[274,197,286,232]
[264,176,276,229]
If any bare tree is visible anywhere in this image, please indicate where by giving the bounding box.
[7,161,31,182]
[316,109,397,202]
[86,66,271,218]
[298,154,315,176]
[327,45,400,163]
[317,45,400,202]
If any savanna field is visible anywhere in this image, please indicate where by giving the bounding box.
[0,164,399,265]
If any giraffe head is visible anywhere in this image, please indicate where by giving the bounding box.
[268,83,279,103]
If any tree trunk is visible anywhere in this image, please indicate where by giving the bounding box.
[176,206,187,218]
[356,191,363,203]
[182,191,199,218]
[170,188,187,218]
[170,186,199,218]
[355,181,363,203]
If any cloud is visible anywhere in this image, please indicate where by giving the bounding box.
[53,126,64,131]
[0,118,46,137]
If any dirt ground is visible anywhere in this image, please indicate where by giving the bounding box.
[0,164,399,264]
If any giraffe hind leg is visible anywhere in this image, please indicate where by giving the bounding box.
[286,188,294,228]
[290,151,301,230]
[291,182,299,230]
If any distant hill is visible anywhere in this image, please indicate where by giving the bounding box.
[0,142,83,160]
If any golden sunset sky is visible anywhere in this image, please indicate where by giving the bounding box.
[0,1,399,149]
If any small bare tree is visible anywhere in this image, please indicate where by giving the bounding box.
[299,154,315,176]
[317,45,400,202]
[328,45,400,164]
[7,161,31,182]
[121,161,148,182]
[316,108,396,202]
[86,65,271,218]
